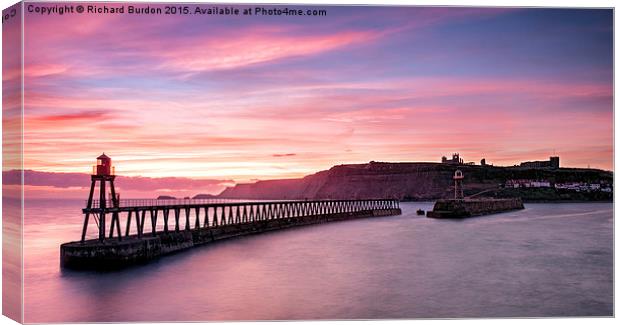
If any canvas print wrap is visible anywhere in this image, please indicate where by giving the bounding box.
[2,1,23,322]
[1,1,614,323]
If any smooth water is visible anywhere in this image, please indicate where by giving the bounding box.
[23,200,613,322]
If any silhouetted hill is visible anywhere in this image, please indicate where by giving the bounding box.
[192,194,217,199]
[217,162,613,201]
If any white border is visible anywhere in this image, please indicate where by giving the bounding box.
[0,1,616,325]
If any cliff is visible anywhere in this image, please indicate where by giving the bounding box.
[217,162,613,201]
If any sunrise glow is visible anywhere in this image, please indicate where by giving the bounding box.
[11,5,612,188]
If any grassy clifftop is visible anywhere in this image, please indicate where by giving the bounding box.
[218,162,613,201]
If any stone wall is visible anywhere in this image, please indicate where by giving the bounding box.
[427,198,524,219]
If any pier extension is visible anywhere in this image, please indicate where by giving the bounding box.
[426,198,524,219]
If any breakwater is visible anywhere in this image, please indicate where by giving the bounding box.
[426,198,524,219]
[61,199,401,269]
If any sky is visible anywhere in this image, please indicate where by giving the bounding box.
[5,4,614,195]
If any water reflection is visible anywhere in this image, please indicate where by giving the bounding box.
[24,200,612,322]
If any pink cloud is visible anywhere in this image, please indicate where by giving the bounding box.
[23,63,69,78]
[24,12,382,80]
[28,111,113,125]
[161,30,379,72]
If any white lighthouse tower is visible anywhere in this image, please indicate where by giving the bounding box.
[453,169,464,200]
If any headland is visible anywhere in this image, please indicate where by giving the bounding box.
[216,155,612,202]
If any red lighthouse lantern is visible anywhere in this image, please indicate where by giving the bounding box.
[94,153,114,176]
[82,153,120,242]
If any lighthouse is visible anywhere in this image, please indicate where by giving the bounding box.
[81,153,121,242]
[453,169,464,200]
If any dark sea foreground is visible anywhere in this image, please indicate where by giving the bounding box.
[23,200,613,322]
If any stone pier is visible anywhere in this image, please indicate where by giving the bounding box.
[426,198,524,219]
[61,205,401,269]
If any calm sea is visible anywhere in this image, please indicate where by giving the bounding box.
[22,200,613,322]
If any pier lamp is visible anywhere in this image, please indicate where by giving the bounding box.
[453,170,464,200]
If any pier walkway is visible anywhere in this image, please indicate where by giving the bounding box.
[63,198,402,269]
[82,198,401,242]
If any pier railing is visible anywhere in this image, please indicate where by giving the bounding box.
[81,199,400,242]
[88,198,249,209]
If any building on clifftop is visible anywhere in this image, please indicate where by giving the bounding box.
[519,156,560,169]
[442,153,464,165]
